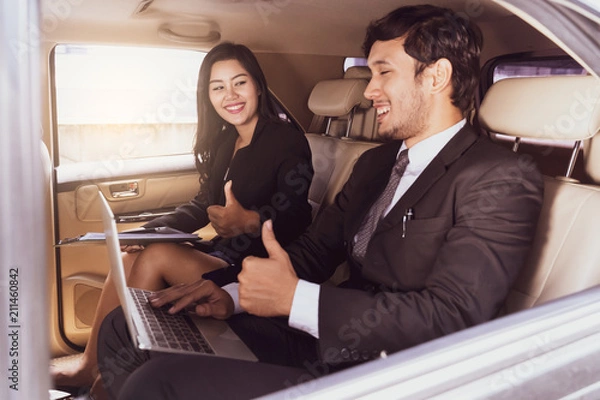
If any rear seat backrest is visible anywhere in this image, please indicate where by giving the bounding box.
[305,76,380,219]
[305,73,380,283]
[306,134,378,218]
[478,75,600,313]
[308,78,371,139]
[584,128,600,182]
[344,66,378,141]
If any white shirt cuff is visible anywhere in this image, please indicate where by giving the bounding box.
[289,280,320,339]
[221,283,244,314]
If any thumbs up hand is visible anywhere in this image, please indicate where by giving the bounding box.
[207,181,260,238]
[238,220,299,317]
[223,179,239,208]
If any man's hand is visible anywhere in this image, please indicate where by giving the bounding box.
[207,181,260,238]
[238,220,299,317]
[147,279,234,320]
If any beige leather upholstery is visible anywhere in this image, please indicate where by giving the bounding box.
[306,133,379,218]
[344,66,371,80]
[305,71,381,218]
[304,71,381,284]
[503,177,600,312]
[307,74,378,140]
[478,75,600,314]
[584,134,600,183]
[479,75,600,140]
[344,66,378,141]
[308,79,370,117]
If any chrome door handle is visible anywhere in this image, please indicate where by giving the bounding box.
[110,182,139,198]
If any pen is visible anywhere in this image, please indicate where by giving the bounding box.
[223,167,230,183]
[402,208,414,238]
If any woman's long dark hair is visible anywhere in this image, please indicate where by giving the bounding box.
[193,42,281,183]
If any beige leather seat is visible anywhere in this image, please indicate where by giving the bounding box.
[305,78,380,219]
[307,77,371,138]
[307,134,379,219]
[343,66,378,141]
[304,77,380,283]
[479,75,600,313]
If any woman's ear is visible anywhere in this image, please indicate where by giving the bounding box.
[429,58,453,95]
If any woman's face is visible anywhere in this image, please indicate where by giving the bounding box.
[208,59,261,135]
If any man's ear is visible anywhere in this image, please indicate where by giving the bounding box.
[429,58,453,95]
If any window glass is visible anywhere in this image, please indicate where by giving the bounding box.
[577,0,600,13]
[344,57,368,72]
[54,44,206,165]
[492,58,587,83]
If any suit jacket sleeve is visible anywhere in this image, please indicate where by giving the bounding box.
[142,187,210,233]
[268,128,314,247]
[313,147,543,365]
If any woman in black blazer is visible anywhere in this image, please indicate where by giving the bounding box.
[52,42,313,391]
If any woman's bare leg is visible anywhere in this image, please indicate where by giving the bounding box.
[90,243,228,399]
[53,243,227,389]
[127,242,228,290]
[51,251,140,388]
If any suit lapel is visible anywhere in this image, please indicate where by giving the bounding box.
[347,141,401,237]
[377,125,480,232]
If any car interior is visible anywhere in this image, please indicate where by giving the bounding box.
[1,0,599,399]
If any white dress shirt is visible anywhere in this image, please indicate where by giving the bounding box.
[225,119,466,339]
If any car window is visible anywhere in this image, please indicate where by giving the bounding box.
[53,44,206,166]
[53,44,301,170]
[492,57,588,82]
[344,57,367,72]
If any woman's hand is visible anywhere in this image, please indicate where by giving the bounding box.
[147,279,234,320]
[207,181,260,238]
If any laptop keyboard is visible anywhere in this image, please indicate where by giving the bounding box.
[129,288,215,354]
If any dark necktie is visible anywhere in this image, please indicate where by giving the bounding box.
[353,149,409,259]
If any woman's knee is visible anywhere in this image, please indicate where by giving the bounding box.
[130,242,180,274]
[121,251,140,274]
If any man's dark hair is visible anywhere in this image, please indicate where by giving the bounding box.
[363,5,483,115]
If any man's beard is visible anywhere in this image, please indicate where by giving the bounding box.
[376,93,429,143]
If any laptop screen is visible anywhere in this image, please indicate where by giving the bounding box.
[98,191,139,341]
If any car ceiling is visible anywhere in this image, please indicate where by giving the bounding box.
[42,0,552,59]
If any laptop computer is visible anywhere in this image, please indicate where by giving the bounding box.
[98,191,257,361]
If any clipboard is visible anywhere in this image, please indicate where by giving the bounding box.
[57,227,201,246]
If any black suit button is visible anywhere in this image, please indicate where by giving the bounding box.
[361,351,371,361]
[340,348,350,359]
[351,350,360,361]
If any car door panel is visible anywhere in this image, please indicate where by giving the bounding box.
[55,167,199,347]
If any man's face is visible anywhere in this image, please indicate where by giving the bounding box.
[365,38,430,144]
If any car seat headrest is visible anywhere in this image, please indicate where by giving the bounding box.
[308,79,371,117]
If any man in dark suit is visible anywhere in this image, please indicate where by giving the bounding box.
[96,5,543,399]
